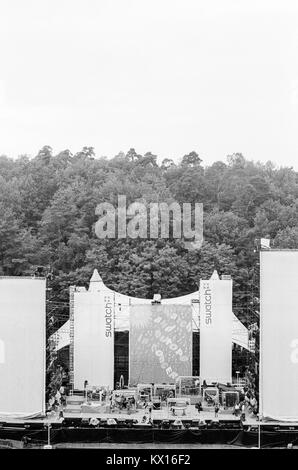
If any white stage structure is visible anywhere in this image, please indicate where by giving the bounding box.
[73,271,114,390]
[53,269,248,388]
[199,271,233,384]
[0,277,46,418]
[260,250,298,421]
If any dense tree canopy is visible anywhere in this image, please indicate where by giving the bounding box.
[1,147,296,328]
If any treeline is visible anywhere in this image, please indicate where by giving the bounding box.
[1,146,297,325]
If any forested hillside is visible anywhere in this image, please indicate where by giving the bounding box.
[1,146,297,326]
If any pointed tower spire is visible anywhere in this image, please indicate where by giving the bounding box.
[89,269,103,291]
[210,270,220,280]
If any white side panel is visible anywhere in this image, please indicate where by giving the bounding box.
[260,250,298,420]
[74,291,114,389]
[199,279,232,384]
[0,278,45,417]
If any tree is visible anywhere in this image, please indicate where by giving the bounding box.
[181,151,202,167]
[1,145,298,341]
[274,227,298,249]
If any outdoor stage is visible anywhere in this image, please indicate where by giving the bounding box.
[2,254,298,449]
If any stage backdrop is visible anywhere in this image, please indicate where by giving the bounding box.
[260,250,298,421]
[0,277,46,417]
[199,278,232,384]
[74,290,114,389]
[129,304,192,385]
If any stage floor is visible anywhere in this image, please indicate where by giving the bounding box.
[1,406,298,449]
[3,402,296,428]
[63,406,243,422]
[0,405,251,425]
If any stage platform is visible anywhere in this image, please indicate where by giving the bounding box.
[63,403,245,423]
[1,405,298,448]
[2,410,296,429]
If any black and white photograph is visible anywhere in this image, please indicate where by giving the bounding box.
[0,0,297,457]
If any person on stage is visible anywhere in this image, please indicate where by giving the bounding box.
[240,402,246,421]
[195,401,202,414]
[234,403,240,417]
